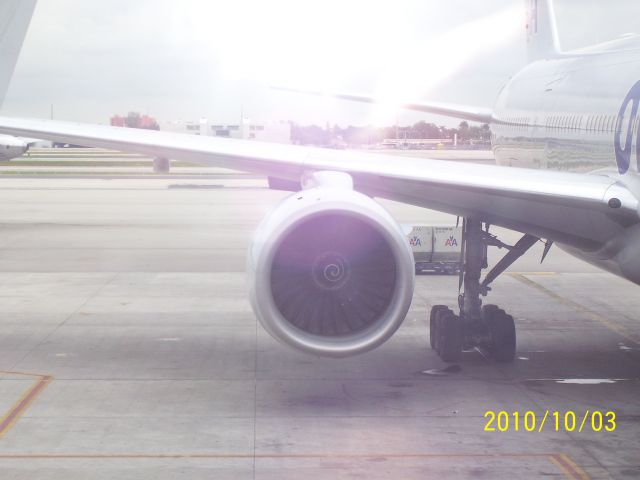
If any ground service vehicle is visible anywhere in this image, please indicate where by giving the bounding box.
[404,225,462,274]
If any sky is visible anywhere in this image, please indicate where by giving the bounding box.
[2,0,639,128]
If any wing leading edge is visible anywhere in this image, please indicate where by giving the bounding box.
[0,115,636,251]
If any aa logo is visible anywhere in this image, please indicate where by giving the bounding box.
[445,236,458,247]
[615,80,640,174]
[409,236,421,247]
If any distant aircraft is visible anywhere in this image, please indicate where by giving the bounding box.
[0,0,638,363]
[0,0,38,160]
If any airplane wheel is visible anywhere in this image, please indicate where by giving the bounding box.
[436,310,462,362]
[429,305,450,349]
[483,305,516,363]
[153,157,170,173]
[481,304,500,322]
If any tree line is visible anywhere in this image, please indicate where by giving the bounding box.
[291,121,491,147]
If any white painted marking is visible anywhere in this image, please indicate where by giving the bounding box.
[157,337,182,342]
[422,365,461,375]
[555,379,617,384]
[422,369,447,376]
[526,378,631,384]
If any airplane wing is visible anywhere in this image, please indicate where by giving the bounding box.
[16,136,41,145]
[0,116,636,252]
[273,87,495,124]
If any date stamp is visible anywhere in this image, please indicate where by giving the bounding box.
[484,410,616,432]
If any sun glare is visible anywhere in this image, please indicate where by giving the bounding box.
[370,5,522,124]
[164,1,521,124]
[176,1,408,88]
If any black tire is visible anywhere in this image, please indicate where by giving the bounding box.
[436,311,462,362]
[481,304,500,323]
[483,305,516,363]
[429,305,450,349]
[153,157,170,173]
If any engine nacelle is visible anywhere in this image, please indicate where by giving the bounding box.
[248,174,414,357]
[0,136,28,161]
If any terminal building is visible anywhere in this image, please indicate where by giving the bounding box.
[381,138,455,149]
[162,119,291,144]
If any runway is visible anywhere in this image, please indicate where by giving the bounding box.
[0,154,639,479]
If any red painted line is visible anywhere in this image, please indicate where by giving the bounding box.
[0,452,555,459]
[0,451,589,477]
[0,374,52,438]
[559,454,591,480]
[550,454,590,480]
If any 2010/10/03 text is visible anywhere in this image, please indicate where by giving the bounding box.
[484,411,616,432]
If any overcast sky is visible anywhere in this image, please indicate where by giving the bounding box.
[3,0,638,127]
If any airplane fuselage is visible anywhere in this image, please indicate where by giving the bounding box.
[490,37,640,283]
[492,37,640,174]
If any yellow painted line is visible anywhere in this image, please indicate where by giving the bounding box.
[0,370,53,439]
[549,455,577,479]
[560,454,593,480]
[549,454,592,480]
[509,273,640,345]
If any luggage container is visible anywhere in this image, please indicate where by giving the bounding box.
[403,224,462,274]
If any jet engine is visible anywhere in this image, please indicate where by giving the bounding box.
[248,172,414,357]
[0,135,28,161]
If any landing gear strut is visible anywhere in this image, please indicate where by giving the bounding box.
[430,218,538,363]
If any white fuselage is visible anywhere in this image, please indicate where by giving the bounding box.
[490,36,640,282]
[492,38,640,174]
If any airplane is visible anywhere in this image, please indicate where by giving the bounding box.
[0,0,39,160]
[0,0,638,364]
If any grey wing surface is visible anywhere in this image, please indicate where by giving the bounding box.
[0,116,636,251]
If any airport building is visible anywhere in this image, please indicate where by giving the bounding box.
[381,138,454,149]
[162,119,291,144]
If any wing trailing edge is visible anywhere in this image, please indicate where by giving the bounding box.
[274,87,495,124]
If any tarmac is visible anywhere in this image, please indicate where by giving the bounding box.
[0,150,639,479]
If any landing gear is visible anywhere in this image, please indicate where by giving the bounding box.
[429,218,538,363]
[429,305,448,349]
[433,308,463,362]
[430,306,463,362]
[153,157,171,173]
[482,304,516,363]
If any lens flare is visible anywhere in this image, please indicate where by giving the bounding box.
[370,5,522,124]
